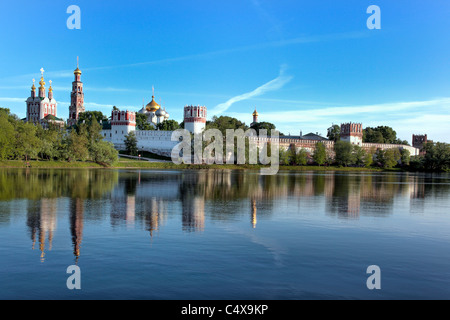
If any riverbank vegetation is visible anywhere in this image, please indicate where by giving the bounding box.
[0,108,118,166]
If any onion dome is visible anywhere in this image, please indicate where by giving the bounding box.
[146,96,160,112]
[164,108,170,119]
[74,67,82,75]
[155,107,165,117]
[31,79,36,91]
[252,108,258,116]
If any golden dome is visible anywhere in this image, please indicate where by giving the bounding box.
[253,109,258,116]
[146,96,160,112]
[74,67,82,75]
[39,77,45,88]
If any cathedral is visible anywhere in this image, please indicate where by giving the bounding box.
[138,87,170,128]
[26,68,64,128]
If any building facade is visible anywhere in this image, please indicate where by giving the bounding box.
[26,68,64,128]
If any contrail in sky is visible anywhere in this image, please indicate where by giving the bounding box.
[209,65,293,116]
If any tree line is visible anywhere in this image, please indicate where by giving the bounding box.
[279,140,449,171]
[0,108,118,166]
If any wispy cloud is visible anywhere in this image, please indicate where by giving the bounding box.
[0,31,368,84]
[210,65,293,116]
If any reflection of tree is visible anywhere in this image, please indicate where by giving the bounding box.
[0,169,118,201]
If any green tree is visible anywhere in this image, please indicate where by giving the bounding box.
[363,126,400,144]
[90,140,118,166]
[0,110,15,160]
[136,113,154,131]
[64,129,89,162]
[313,142,327,166]
[334,141,355,166]
[353,145,366,167]
[13,121,40,161]
[363,148,374,168]
[327,124,340,142]
[294,148,309,166]
[206,116,248,136]
[400,149,411,166]
[279,148,291,165]
[376,148,401,168]
[250,121,277,136]
[423,142,450,171]
[156,119,180,131]
[77,111,108,126]
[124,131,139,156]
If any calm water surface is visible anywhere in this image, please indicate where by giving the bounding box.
[0,169,449,300]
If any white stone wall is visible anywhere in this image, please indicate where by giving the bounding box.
[185,121,205,135]
[341,135,363,146]
[102,128,178,157]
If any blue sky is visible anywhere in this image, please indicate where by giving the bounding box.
[0,0,449,142]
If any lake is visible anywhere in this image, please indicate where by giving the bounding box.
[0,168,449,300]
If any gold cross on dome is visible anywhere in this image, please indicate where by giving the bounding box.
[40,68,45,77]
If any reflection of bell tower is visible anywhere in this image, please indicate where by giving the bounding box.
[27,199,58,262]
[70,198,84,263]
[182,194,205,232]
[251,199,257,228]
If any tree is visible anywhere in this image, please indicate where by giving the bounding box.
[156,119,180,131]
[90,140,118,166]
[206,116,248,136]
[251,121,277,136]
[136,113,154,131]
[376,148,401,168]
[334,141,355,166]
[353,145,366,167]
[279,148,291,165]
[0,110,15,160]
[64,129,89,162]
[364,148,374,168]
[327,124,340,142]
[400,148,411,166]
[13,121,40,161]
[363,128,385,143]
[124,131,138,156]
[363,126,402,144]
[294,148,309,166]
[77,111,108,126]
[313,142,327,166]
[423,142,450,171]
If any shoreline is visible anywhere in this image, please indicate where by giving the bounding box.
[0,159,405,172]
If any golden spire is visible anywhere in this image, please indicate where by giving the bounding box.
[252,107,258,117]
[146,86,160,112]
[74,56,82,75]
[39,68,45,88]
[31,79,36,91]
[48,80,53,92]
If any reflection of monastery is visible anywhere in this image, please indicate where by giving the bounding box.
[19,170,436,261]
[25,63,422,158]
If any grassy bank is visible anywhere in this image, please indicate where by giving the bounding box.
[0,160,104,168]
[0,159,401,172]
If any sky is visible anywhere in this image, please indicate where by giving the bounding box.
[0,0,449,143]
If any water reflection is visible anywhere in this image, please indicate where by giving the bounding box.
[0,169,449,262]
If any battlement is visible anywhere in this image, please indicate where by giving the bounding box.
[340,122,363,146]
[340,122,363,137]
[184,105,207,134]
[111,110,136,126]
